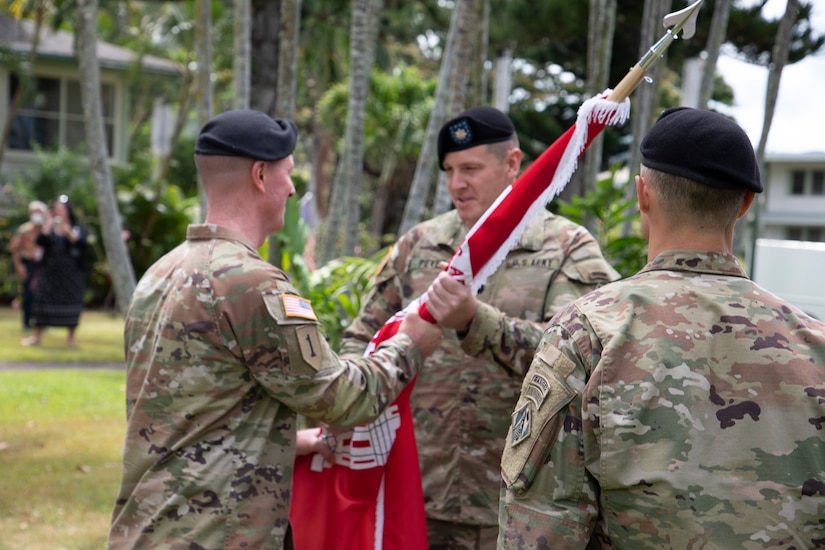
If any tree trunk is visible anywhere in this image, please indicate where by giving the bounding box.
[267,0,302,265]
[698,0,732,109]
[137,68,193,266]
[250,0,282,115]
[232,0,251,110]
[478,0,490,106]
[276,0,301,119]
[621,0,672,236]
[578,0,616,230]
[492,50,512,111]
[745,0,799,266]
[152,68,193,186]
[195,0,213,221]
[321,0,383,260]
[398,0,463,234]
[432,0,480,217]
[76,0,136,312]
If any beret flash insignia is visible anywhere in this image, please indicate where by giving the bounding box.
[450,119,472,145]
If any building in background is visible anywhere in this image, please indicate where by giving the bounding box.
[0,15,182,180]
[757,153,825,242]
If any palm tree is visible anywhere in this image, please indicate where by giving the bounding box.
[194,0,212,221]
[745,0,799,263]
[698,0,732,109]
[579,0,617,226]
[320,0,383,261]
[398,0,463,235]
[621,0,672,237]
[432,0,480,217]
[76,0,136,312]
[232,0,251,110]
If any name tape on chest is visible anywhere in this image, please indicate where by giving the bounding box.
[281,294,318,321]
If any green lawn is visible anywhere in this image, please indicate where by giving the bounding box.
[0,307,125,364]
[0,307,126,549]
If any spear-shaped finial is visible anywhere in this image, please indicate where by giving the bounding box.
[608,0,705,102]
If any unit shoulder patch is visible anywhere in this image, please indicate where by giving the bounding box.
[511,402,532,446]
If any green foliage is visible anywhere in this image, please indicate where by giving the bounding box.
[113,155,198,280]
[556,168,647,278]
[304,251,386,352]
[318,65,437,243]
[725,1,825,66]
[273,197,384,351]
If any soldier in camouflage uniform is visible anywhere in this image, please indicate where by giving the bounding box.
[108,110,443,550]
[499,107,825,548]
[339,106,619,549]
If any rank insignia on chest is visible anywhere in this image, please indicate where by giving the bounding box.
[511,402,531,446]
[524,372,550,409]
[282,294,318,321]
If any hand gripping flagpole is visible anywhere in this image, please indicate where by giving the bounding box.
[290,3,706,549]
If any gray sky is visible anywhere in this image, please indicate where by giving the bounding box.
[716,0,825,154]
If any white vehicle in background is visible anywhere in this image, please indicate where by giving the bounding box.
[752,239,825,321]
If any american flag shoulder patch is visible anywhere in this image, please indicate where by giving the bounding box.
[281,294,318,321]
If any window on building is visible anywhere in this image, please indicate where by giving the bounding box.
[8,74,115,155]
[813,171,825,196]
[791,170,806,195]
[787,226,825,243]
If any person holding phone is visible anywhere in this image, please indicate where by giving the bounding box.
[22,195,88,347]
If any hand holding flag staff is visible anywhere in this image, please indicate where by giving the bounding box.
[290,2,705,548]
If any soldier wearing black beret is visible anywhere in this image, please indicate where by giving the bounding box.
[110,110,443,549]
[436,105,517,170]
[195,109,298,161]
[498,107,825,548]
[340,104,619,549]
[641,106,763,193]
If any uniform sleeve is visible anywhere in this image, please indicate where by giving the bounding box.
[458,300,546,377]
[498,313,600,548]
[459,224,619,376]
[245,289,422,427]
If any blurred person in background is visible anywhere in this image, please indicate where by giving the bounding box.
[22,195,88,347]
[8,200,48,330]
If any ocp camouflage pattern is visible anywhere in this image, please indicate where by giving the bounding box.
[108,224,423,550]
[500,250,825,548]
[340,209,619,528]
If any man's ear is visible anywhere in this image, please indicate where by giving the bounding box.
[251,160,267,192]
[737,190,756,219]
[506,147,522,179]
[635,174,651,214]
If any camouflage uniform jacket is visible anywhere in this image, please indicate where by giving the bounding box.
[339,209,619,526]
[109,224,424,550]
[500,250,825,548]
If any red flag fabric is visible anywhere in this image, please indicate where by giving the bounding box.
[290,94,629,550]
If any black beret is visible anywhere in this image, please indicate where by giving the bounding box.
[195,109,298,161]
[641,107,762,193]
[437,106,516,170]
